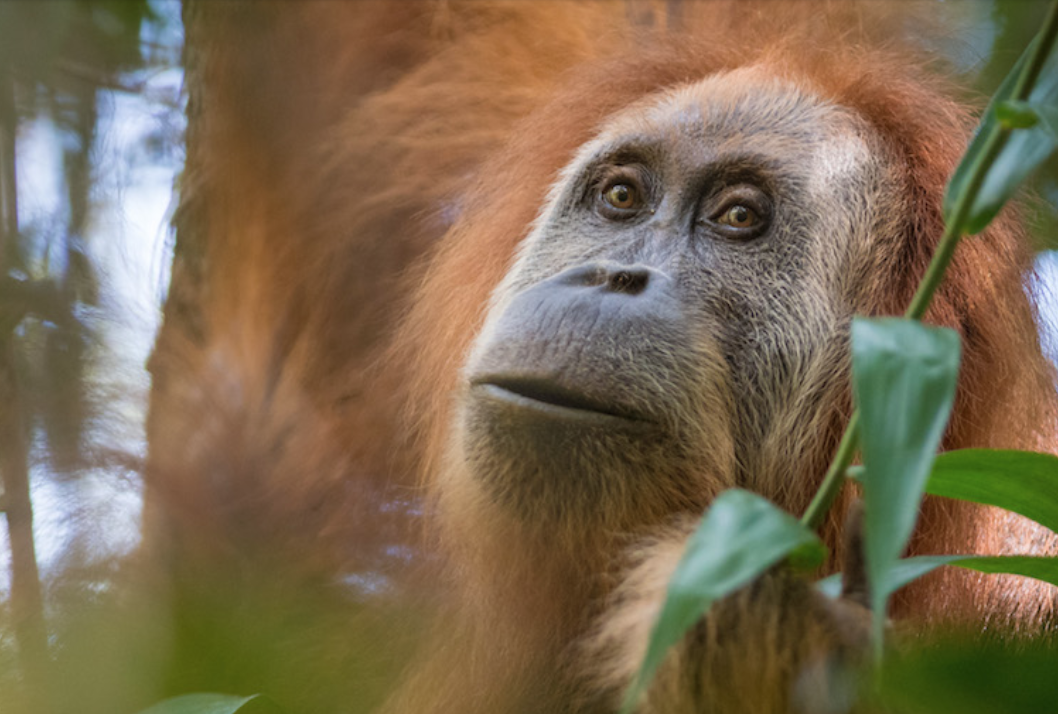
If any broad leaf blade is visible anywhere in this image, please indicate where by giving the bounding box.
[954,555,1058,586]
[1033,102,1058,139]
[928,449,1058,533]
[886,554,1058,592]
[944,33,1058,234]
[851,318,960,644]
[874,640,1058,714]
[137,694,279,714]
[621,489,820,713]
[817,555,1058,601]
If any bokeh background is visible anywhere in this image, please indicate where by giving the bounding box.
[0,1,1055,712]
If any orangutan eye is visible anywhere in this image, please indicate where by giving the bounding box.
[704,184,771,240]
[603,183,639,210]
[591,163,653,220]
[716,203,758,229]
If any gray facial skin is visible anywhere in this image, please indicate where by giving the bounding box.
[460,66,903,529]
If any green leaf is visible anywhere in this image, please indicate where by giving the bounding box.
[817,554,1058,602]
[953,555,1058,585]
[885,554,1058,593]
[620,489,820,713]
[995,100,1040,129]
[927,449,1058,533]
[851,318,960,648]
[137,694,280,714]
[873,640,1058,714]
[1033,102,1058,139]
[787,540,828,572]
[944,32,1058,234]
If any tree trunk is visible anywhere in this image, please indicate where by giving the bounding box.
[0,58,50,714]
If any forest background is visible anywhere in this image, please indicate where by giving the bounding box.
[1,1,1057,713]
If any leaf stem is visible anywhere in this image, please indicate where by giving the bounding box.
[904,133,1004,319]
[801,411,859,529]
[801,0,1058,530]
[1011,2,1058,103]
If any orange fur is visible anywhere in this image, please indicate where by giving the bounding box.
[149,2,1057,712]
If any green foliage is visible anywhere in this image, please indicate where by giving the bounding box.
[841,448,1058,593]
[620,490,822,713]
[625,2,1058,709]
[0,0,154,84]
[894,554,1058,590]
[928,449,1058,531]
[850,318,961,650]
[943,16,1058,234]
[871,641,1058,714]
[137,694,281,714]
[817,554,1058,601]
[979,0,1058,250]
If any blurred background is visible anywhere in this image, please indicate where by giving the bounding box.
[0,1,1055,712]
[0,1,181,709]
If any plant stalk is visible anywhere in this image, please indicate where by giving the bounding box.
[801,0,1058,530]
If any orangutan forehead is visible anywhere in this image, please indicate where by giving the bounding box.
[587,65,871,171]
